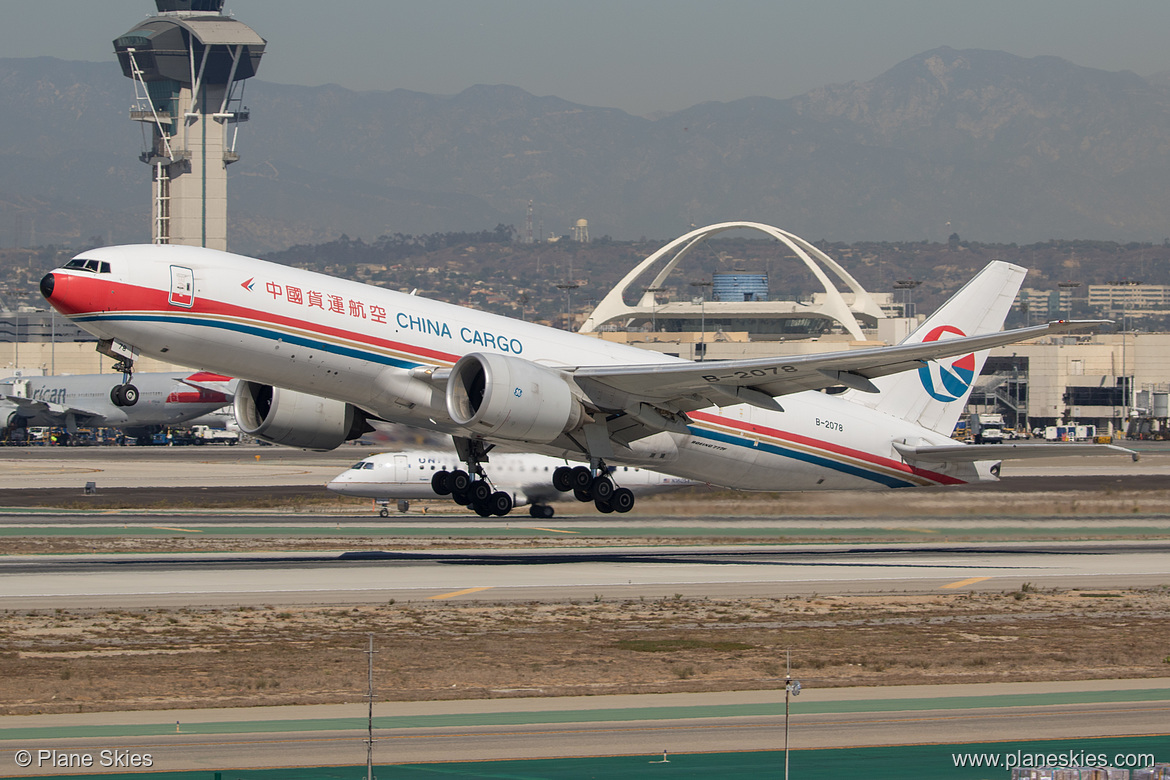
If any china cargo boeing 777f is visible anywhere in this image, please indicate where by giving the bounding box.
[39,235,1132,516]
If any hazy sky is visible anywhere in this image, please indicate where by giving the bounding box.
[6,1,1170,116]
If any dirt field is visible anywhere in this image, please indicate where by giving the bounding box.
[3,586,1168,716]
[4,475,1169,716]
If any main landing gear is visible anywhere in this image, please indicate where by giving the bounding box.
[552,463,635,514]
[431,438,635,517]
[430,437,514,518]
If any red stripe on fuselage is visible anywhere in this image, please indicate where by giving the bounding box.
[52,273,460,365]
[688,410,967,485]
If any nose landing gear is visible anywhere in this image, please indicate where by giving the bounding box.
[99,339,139,407]
[110,380,139,407]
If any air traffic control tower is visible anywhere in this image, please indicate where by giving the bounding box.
[114,0,265,250]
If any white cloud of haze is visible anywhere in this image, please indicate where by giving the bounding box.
[4,0,1170,115]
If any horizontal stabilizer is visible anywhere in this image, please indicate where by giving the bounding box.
[176,372,236,398]
[893,441,1139,463]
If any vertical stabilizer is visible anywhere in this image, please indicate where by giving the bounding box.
[848,261,1027,435]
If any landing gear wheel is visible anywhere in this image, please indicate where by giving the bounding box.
[592,475,615,502]
[451,486,470,506]
[594,496,615,513]
[470,481,492,504]
[449,470,471,494]
[489,491,513,516]
[431,471,452,496]
[552,466,574,492]
[611,487,635,513]
[472,500,494,518]
[529,504,555,519]
[570,466,592,491]
[573,485,593,502]
[110,384,138,406]
[379,507,389,518]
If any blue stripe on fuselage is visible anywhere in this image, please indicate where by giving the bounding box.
[688,425,919,489]
[75,313,425,371]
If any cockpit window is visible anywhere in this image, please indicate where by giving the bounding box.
[63,259,112,274]
[364,462,375,469]
[351,461,368,470]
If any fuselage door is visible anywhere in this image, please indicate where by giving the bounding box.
[393,454,410,483]
[169,265,195,308]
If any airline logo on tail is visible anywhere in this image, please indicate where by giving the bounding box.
[917,325,975,402]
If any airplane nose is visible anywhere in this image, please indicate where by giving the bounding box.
[39,273,55,300]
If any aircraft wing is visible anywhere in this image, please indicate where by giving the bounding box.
[893,442,1139,463]
[1,395,101,425]
[570,320,1104,414]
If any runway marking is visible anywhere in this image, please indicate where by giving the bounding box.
[35,705,1170,751]
[941,576,992,589]
[149,526,204,533]
[428,586,494,600]
[526,527,580,534]
[884,527,939,534]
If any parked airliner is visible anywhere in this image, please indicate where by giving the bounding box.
[328,450,700,517]
[1,370,234,444]
[39,225,1131,516]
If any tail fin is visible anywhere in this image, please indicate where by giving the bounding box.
[847,260,1027,435]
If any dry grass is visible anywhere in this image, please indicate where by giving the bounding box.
[3,586,1169,715]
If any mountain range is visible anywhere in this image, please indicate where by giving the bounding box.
[2,47,1169,254]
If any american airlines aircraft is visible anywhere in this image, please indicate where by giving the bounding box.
[328,451,699,517]
[1,370,234,444]
[38,232,1130,516]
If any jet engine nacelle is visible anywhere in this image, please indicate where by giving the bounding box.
[446,352,584,443]
[233,381,370,451]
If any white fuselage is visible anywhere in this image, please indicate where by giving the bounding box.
[47,245,986,491]
[328,451,699,506]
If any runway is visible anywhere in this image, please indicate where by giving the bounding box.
[0,440,1167,494]
[1,681,1166,774]
[2,446,1169,775]
[1,540,1168,609]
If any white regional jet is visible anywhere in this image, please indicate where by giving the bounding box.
[328,451,700,517]
[39,238,1132,516]
[1,370,234,444]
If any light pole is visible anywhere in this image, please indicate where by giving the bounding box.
[893,279,921,319]
[643,286,665,333]
[555,282,579,332]
[690,280,712,360]
[784,651,802,780]
[364,633,376,780]
[1058,281,1081,318]
[786,654,804,780]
